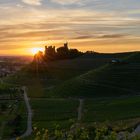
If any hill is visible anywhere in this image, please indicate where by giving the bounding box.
[46,52,140,98]
[5,52,131,98]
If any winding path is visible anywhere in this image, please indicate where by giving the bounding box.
[11,86,32,140]
[78,99,84,121]
[20,86,32,139]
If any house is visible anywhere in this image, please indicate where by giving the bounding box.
[110,59,128,64]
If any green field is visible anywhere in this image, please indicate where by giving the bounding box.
[84,97,140,122]
[30,99,79,130]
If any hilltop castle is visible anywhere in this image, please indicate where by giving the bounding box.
[34,42,82,62]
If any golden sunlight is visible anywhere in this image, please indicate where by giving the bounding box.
[30,47,44,55]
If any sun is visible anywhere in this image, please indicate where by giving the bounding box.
[30,47,44,55]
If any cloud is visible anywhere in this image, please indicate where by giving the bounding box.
[73,34,128,41]
[74,35,93,40]
[51,0,86,5]
[22,0,42,5]
[16,4,24,8]
[99,34,126,39]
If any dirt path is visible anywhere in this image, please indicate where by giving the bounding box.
[78,99,84,121]
[19,86,32,139]
[11,86,33,140]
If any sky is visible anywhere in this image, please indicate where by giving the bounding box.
[0,0,140,55]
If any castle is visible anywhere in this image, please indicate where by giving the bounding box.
[34,42,82,62]
[44,42,68,56]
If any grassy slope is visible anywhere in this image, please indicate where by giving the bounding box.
[47,52,140,98]
[4,52,128,98]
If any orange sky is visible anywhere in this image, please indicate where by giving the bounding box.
[0,0,140,55]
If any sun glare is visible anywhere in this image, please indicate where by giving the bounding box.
[30,47,44,55]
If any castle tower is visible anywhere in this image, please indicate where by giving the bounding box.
[64,42,68,49]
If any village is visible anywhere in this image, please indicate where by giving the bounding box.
[0,56,32,78]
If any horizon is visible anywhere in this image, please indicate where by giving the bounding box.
[0,0,140,55]
[0,46,140,57]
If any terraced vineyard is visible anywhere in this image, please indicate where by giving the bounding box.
[47,52,140,98]
[83,97,140,122]
[31,99,79,130]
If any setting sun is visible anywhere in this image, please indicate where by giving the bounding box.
[30,47,44,55]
